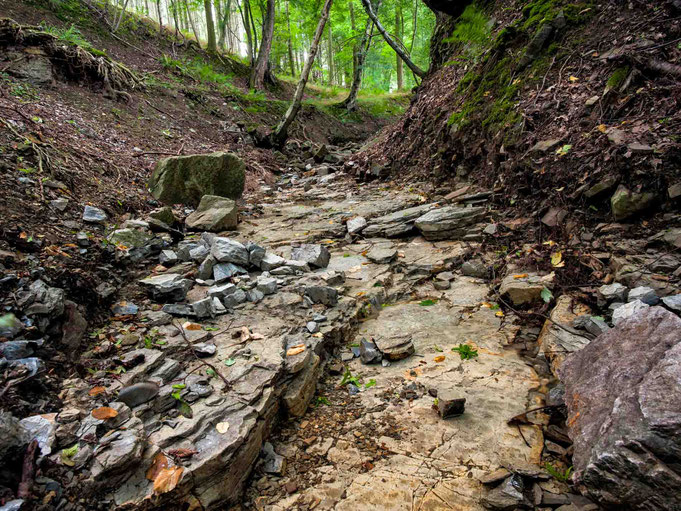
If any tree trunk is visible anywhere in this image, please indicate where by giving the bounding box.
[395,5,403,89]
[410,0,417,53]
[338,0,381,110]
[186,1,201,45]
[326,21,335,85]
[286,0,296,76]
[247,0,259,56]
[169,0,180,37]
[250,0,275,89]
[238,0,254,63]
[359,0,425,77]
[204,0,218,51]
[272,0,334,146]
[155,0,163,33]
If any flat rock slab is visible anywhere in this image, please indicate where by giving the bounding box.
[265,298,543,510]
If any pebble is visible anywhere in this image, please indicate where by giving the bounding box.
[306,321,319,333]
[117,382,160,408]
[83,205,108,224]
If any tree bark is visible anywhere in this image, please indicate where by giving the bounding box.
[204,0,218,51]
[185,1,201,45]
[326,21,335,85]
[359,0,425,77]
[286,0,296,76]
[395,4,403,89]
[338,0,380,110]
[272,0,334,146]
[238,0,254,63]
[250,0,275,88]
[155,0,163,33]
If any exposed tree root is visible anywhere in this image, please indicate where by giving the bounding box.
[0,18,142,93]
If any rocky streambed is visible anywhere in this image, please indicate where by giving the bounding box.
[1,147,681,511]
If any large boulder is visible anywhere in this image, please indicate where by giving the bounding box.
[560,307,681,510]
[149,152,245,207]
[186,195,238,232]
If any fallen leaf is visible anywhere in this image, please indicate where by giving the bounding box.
[286,344,306,356]
[216,421,230,434]
[569,75,579,82]
[183,322,201,331]
[91,407,118,420]
[167,448,198,459]
[513,274,528,279]
[551,251,563,266]
[495,311,505,317]
[597,124,607,133]
[434,356,445,363]
[146,453,170,481]
[153,466,184,494]
[88,386,107,396]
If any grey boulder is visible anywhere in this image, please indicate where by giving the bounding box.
[211,237,249,266]
[185,195,238,232]
[560,307,681,510]
[291,244,330,269]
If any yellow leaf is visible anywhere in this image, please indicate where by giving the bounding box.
[513,274,528,279]
[551,251,563,267]
[569,76,579,82]
[495,311,505,317]
[216,421,230,434]
[597,124,607,133]
[434,356,445,363]
[91,407,118,420]
[153,466,183,494]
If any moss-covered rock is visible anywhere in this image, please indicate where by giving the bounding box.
[148,152,245,207]
[611,185,655,221]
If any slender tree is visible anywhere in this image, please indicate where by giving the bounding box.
[395,4,403,89]
[238,0,254,63]
[359,0,425,77]
[338,0,381,110]
[326,21,335,85]
[250,0,276,88]
[286,0,296,76]
[155,0,163,33]
[271,0,334,146]
[204,0,218,51]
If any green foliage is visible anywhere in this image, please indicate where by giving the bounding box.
[541,287,554,303]
[545,463,573,482]
[452,343,479,360]
[340,368,361,386]
[364,378,377,389]
[316,396,331,406]
[419,299,438,306]
[39,24,106,56]
[445,4,492,58]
